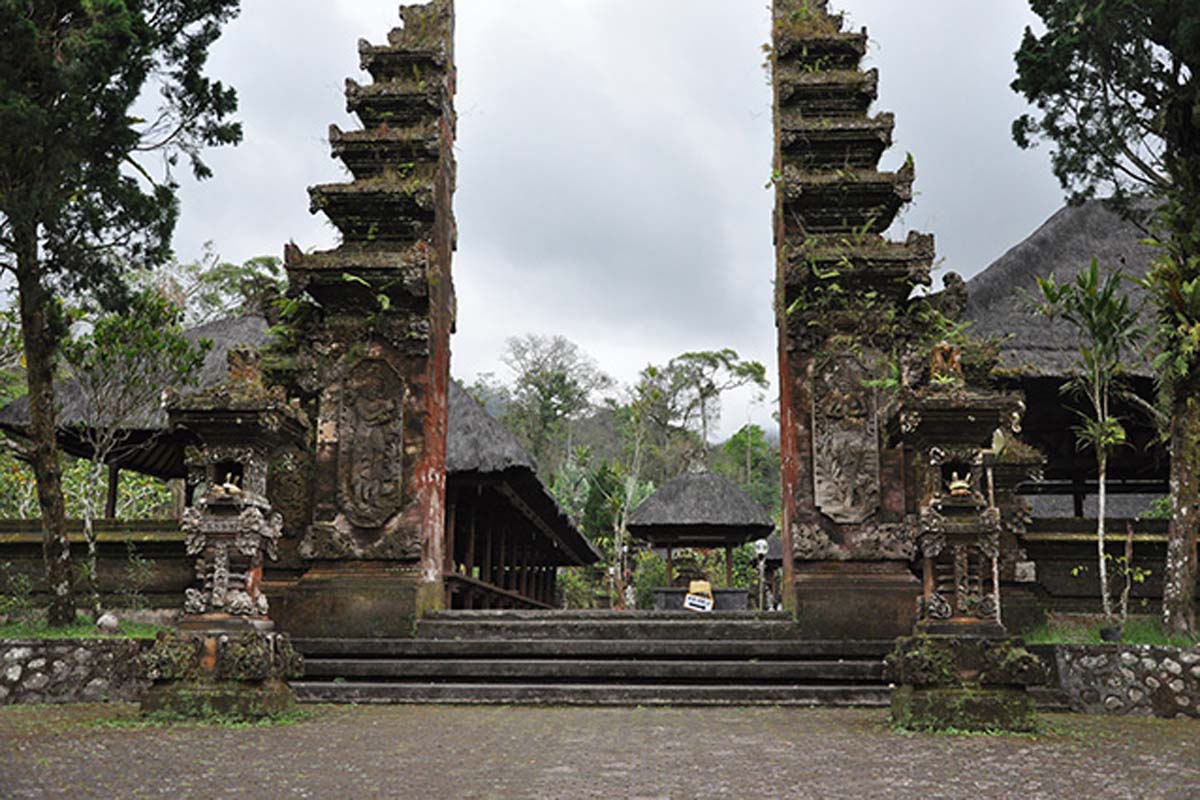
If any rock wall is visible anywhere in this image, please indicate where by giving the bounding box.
[0,639,152,705]
[1049,643,1200,718]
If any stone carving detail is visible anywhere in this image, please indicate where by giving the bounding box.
[338,358,406,529]
[181,491,283,619]
[812,354,880,525]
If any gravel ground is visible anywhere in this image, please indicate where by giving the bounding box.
[1,704,1198,799]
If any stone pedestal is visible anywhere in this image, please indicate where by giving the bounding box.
[886,634,1047,732]
[141,629,301,720]
[274,562,441,639]
[794,561,920,639]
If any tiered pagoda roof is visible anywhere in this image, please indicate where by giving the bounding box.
[287,0,456,312]
[773,0,932,318]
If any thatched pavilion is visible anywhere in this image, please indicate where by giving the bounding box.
[627,471,773,602]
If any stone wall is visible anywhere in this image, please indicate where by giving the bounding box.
[0,639,153,705]
[1046,643,1200,718]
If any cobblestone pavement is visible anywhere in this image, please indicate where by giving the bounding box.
[1,704,1198,799]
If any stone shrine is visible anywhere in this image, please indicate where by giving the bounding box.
[141,349,305,720]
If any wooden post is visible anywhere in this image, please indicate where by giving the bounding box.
[104,464,120,520]
[666,547,674,586]
[725,545,734,587]
[444,488,457,575]
[481,508,493,587]
[464,491,477,578]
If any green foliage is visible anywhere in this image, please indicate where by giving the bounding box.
[0,0,243,294]
[0,614,165,640]
[117,541,155,612]
[0,453,173,520]
[499,334,613,479]
[133,245,284,326]
[1024,617,1199,647]
[0,561,35,622]
[632,550,668,609]
[711,423,781,519]
[1142,496,1173,520]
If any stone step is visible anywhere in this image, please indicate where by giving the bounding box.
[293,638,894,660]
[414,619,806,641]
[291,682,892,707]
[422,610,795,621]
[302,658,887,683]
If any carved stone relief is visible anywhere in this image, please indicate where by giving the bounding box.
[812,353,881,524]
[337,357,406,530]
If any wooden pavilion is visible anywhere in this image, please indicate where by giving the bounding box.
[627,471,773,591]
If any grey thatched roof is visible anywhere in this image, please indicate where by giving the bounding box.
[963,200,1157,377]
[0,315,271,435]
[447,380,535,475]
[628,471,773,548]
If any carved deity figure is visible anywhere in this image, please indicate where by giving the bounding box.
[930,341,963,382]
[948,471,972,497]
[339,359,405,529]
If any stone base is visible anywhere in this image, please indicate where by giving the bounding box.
[793,561,920,639]
[141,679,296,721]
[998,583,1048,635]
[890,685,1038,732]
[272,561,442,639]
[652,588,748,611]
[886,634,1048,732]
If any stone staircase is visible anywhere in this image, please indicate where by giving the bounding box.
[291,610,894,706]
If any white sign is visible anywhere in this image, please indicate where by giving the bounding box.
[684,593,714,613]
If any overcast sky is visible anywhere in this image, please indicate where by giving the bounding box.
[172,1,1065,441]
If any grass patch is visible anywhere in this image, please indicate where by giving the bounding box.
[96,706,320,730]
[0,614,165,640]
[1023,616,1199,648]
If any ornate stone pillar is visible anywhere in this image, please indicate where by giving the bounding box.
[141,350,306,720]
[276,0,456,638]
[771,0,933,637]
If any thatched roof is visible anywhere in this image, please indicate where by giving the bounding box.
[963,200,1157,378]
[0,315,271,435]
[447,380,534,475]
[628,471,773,548]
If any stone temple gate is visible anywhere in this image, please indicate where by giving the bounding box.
[1,1,1153,668]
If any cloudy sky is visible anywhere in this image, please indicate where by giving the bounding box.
[172,1,1065,440]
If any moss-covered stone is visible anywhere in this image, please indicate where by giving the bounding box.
[888,635,1047,732]
[886,635,1048,688]
[890,685,1039,733]
[140,679,296,722]
[141,631,302,683]
[139,631,301,721]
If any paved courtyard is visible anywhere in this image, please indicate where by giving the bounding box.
[1,704,1198,799]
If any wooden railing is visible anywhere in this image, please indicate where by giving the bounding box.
[444,572,552,610]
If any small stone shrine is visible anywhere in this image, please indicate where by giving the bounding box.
[885,345,1047,732]
[141,350,305,720]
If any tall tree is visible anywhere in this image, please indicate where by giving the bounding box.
[637,349,768,470]
[1035,260,1144,622]
[0,1,241,624]
[1013,0,1200,633]
[501,334,612,476]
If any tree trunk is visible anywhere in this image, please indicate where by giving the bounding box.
[1098,452,1112,621]
[14,225,73,627]
[1163,389,1199,636]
